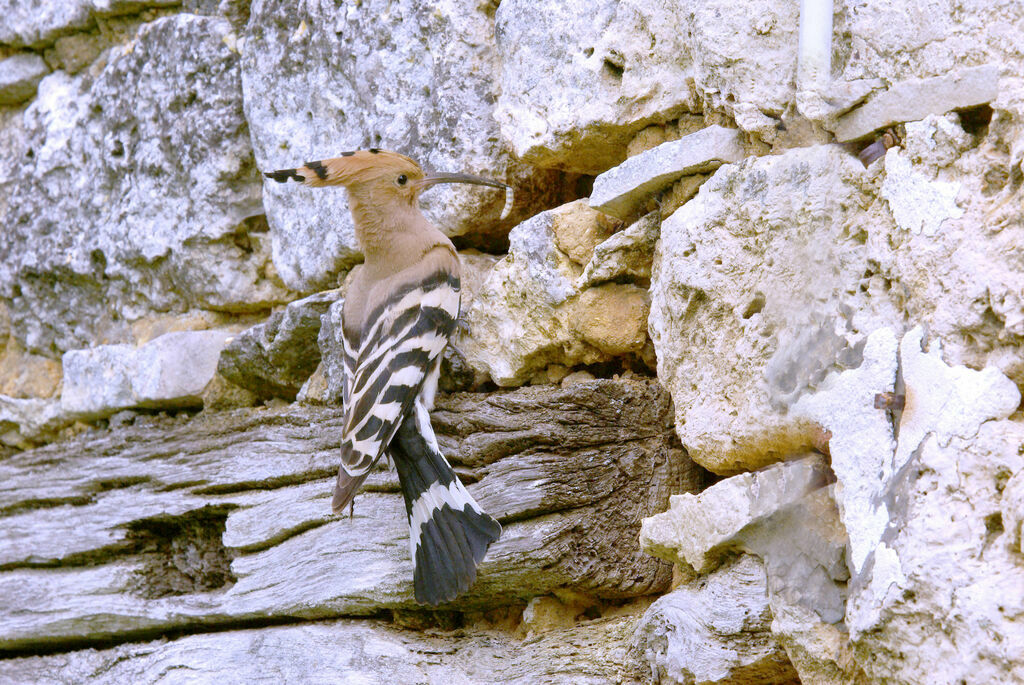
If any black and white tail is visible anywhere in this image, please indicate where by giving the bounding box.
[390,407,501,606]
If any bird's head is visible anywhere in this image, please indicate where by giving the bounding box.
[265,148,509,211]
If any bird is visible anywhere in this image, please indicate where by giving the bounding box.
[265,148,508,605]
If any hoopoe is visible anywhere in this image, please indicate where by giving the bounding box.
[266,149,509,605]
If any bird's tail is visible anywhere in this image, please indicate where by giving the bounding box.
[391,411,501,606]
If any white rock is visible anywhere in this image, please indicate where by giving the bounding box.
[460,201,616,386]
[881,149,965,236]
[736,486,857,683]
[837,330,1024,683]
[0,395,65,447]
[589,126,745,219]
[217,289,342,400]
[639,454,830,574]
[0,15,276,355]
[1002,470,1024,554]
[790,328,899,573]
[494,0,799,173]
[846,418,1024,684]
[578,211,660,288]
[0,0,178,47]
[632,555,797,685]
[61,330,233,417]
[895,326,1021,468]
[241,0,569,291]
[0,53,49,105]
[649,145,892,474]
[834,65,1000,141]
[865,112,1024,388]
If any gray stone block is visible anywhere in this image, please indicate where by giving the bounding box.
[589,126,745,219]
[834,65,999,142]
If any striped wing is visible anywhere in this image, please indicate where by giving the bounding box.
[336,270,460,485]
[341,328,357,409]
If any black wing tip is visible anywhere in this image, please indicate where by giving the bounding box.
[332,469,369,515]
[265,168,304,183]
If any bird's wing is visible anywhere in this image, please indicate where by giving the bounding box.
[331,267,460,513]
[341,326,357,410]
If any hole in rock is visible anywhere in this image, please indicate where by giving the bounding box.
[741,292,766,319]
[126,506,236,598]
[958,104,993,139]
[602,58,624,80]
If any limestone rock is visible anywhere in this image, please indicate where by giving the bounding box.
[658,174,708,219]
[632,555,799,685]
[241,0,577,291]
[848,418,1024,684]
[0,15,280,356]
[218,290,342,400]
[561,370,597,388]
[520,595,586,637]
[552,201,622,266]
[849,111,1024,387]
[790,328,899,573]
[578,212,660,288]
[315,298,348,406]
[460,200,632,386]
[589,125,745,219]
[571,284,650,357]
[43,32,105,74]
[736,486,859,684]
[641,453,858,683]
[0,379,699,651]
[0,339,62,399]
[1003,469,1024,555]
[200,373,260,411]
[642,457,857,682]
[0,0,179,47]
[640,454,831,574]
[61,330,234,418]
[295,362,329,405]
[834,65,1000,141]
[834,2,1018,103]
[494,0,800,173]
[896,326,1020,471]
[0,53,49,105]
[881,139,966,237]
[458,250,502,310]
[0,396,66,448]
[834,330,1024,684]
[649,145,891,474]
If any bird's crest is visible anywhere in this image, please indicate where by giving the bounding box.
[265,148,423,188]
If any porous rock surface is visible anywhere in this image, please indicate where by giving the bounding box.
[1,0,1023,682]
[242,0,580,291]
[0,14,275,357]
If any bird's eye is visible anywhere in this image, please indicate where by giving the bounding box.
[396,174,408,186]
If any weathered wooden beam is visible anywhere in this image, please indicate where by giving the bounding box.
[0,379,703,654]
[0,614,647,684]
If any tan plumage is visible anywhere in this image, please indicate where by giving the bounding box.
[266,149,508,605]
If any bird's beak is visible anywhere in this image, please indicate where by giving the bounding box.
[416,172,514,220]
[416,172,510,191]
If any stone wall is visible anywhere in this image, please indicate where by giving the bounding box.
[1,0,1023,682]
